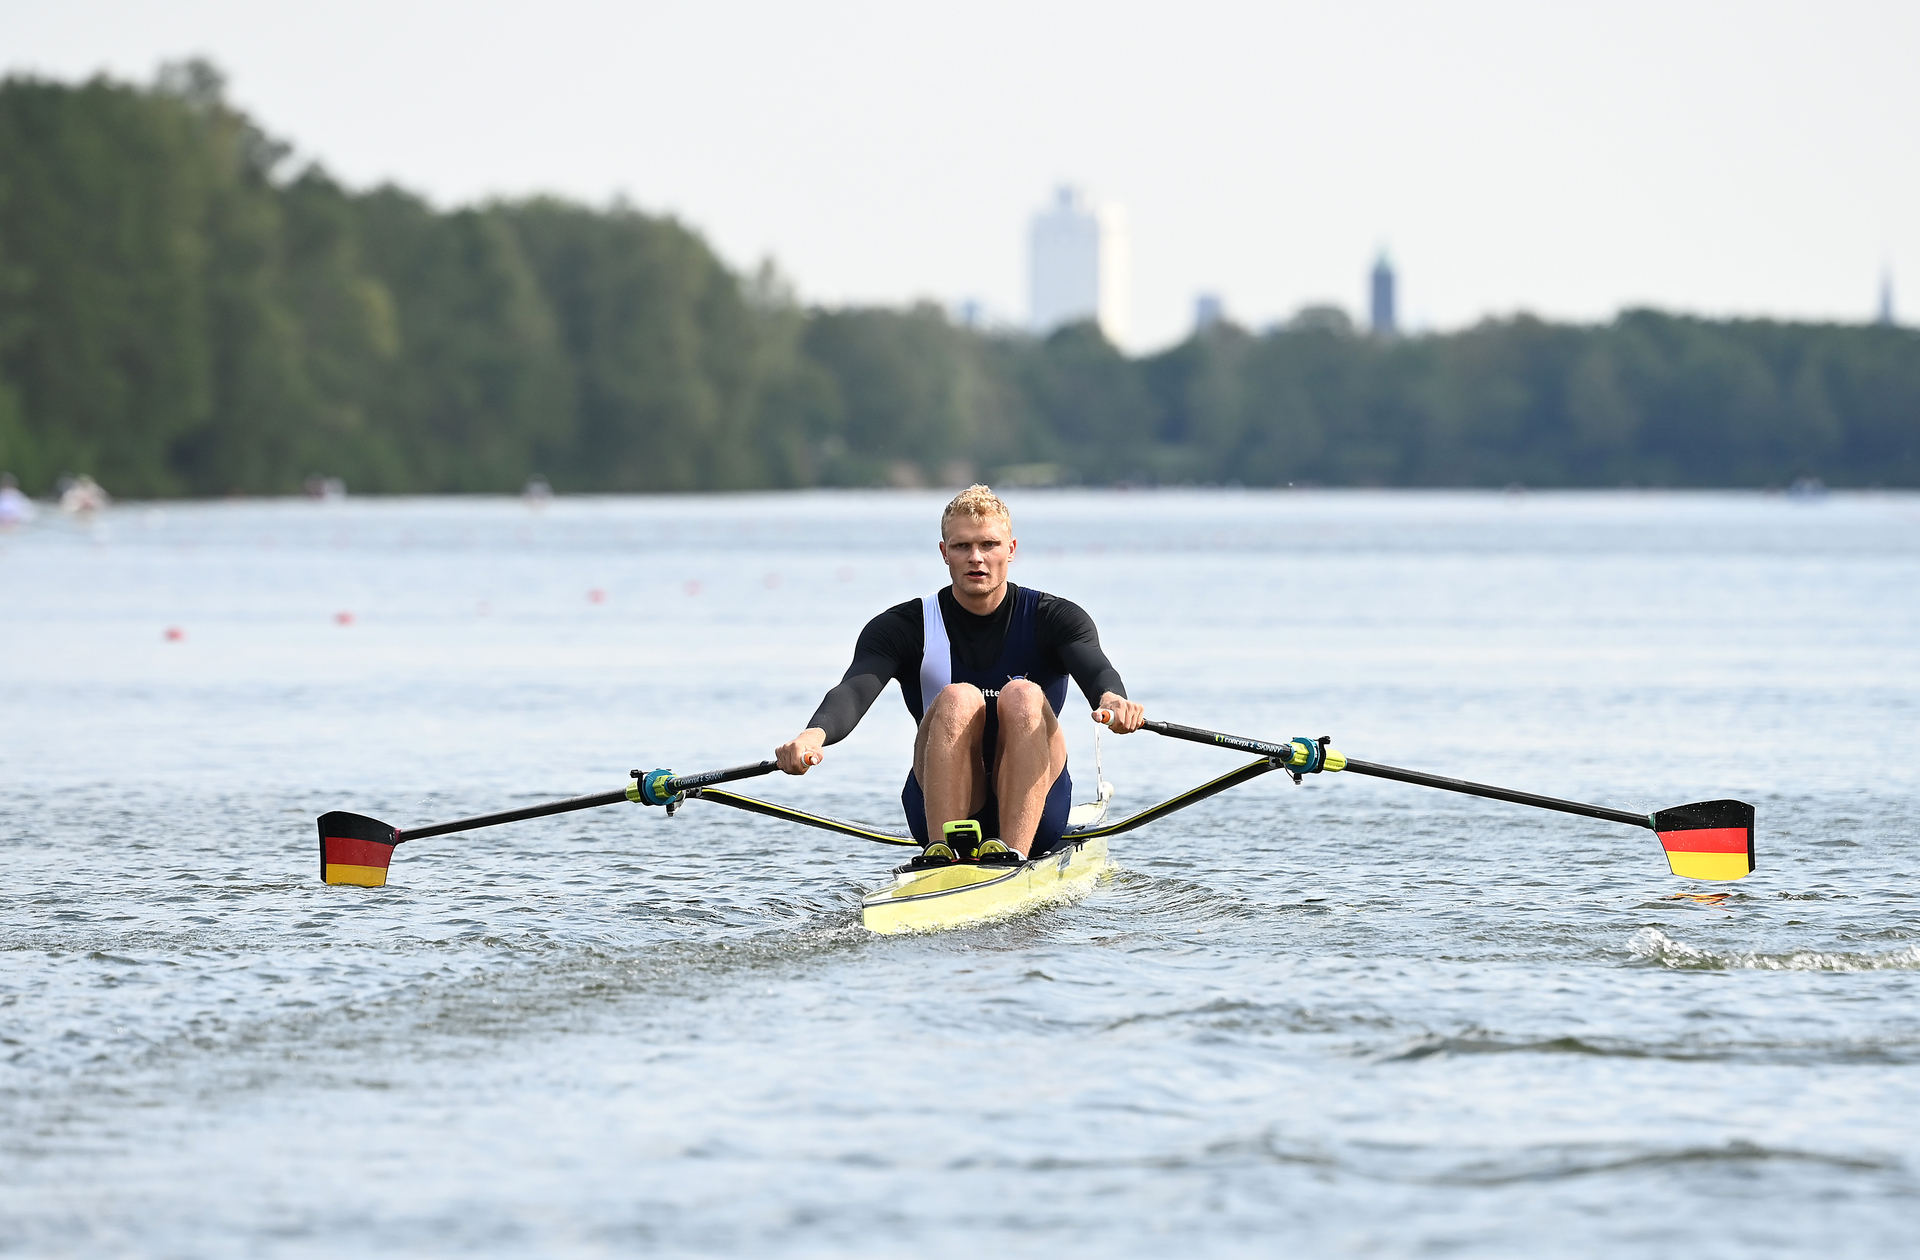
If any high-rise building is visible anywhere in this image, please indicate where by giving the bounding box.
[1879,270,1896,326]
[1193,293,1225,333]
[1029,186,1129,344]
[1370,253,1397,337]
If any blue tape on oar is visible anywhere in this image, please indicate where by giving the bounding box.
[1288,737,1327,775]
[628,768,681,806]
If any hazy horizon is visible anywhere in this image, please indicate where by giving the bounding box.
[4,0,1914,350]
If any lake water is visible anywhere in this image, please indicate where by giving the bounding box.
[3,488,1919,1257]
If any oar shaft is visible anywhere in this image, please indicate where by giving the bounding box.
[399,788,631,842]
[1339,758,1649,830]
[1138,718,1650,830]
[397,761,782,843]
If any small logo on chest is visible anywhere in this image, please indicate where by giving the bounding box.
[979,674,1027,700]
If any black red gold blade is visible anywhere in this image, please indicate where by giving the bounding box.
[318,811,399,886]
[1649,799,1755,881]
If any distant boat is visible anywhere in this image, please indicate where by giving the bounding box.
[57,474,110,515]
[304,475,347,501]
[0,476,34,526]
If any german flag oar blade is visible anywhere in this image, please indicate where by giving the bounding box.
[1650,799,1755,881]
[319,811,400,886]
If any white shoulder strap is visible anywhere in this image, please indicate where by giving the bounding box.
[918,591,951,718]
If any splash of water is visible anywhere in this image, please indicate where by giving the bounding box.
[1631,927,1920,972]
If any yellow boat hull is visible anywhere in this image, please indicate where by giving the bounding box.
[861,835,1110,934]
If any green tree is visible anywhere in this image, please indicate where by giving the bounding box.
[0,72,216,493]
[508,200,804,491]
[1018,321,1155,484]
[351,189,573,491]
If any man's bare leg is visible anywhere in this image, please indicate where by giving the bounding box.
[913,683,989,841]
[994,680,1067,857]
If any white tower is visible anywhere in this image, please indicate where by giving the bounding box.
[1028,186,1129,344]
[1370,252,1397,337]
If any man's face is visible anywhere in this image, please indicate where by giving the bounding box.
[939,514,1016,602]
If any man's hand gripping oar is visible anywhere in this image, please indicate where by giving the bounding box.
[317,753,820,887]
[1094,713,1755,881]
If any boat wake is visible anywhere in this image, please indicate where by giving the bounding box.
[1375,1027,1920,1065]
[1098,867,1270,923]
[1406,1138,1896,1187]
[1630,927,1920,972]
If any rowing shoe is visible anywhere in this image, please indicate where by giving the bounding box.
[1102,712,1755,881]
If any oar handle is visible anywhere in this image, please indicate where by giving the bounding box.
[1101,712,1327,768]
[661,760,780,794]
[627,754,818,806]
[1141,718,1300,761]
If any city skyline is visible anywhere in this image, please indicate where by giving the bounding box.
[4,0,1914,350]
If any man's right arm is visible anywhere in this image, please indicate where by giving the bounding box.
[776,602,918,774]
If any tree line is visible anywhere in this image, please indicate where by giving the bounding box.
[2,64,1915,498]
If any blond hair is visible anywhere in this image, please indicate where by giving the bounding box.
[940,484,1011,539]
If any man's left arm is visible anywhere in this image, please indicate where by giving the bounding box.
[1038,596,1145,734]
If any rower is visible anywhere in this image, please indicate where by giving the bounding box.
[775,485,1145,860]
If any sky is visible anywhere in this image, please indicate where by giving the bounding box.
[4,0,1915,350]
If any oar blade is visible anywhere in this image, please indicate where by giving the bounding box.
[318,811,399,886]
[1650,799,1755,881]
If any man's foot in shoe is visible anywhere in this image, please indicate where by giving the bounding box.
[940,819,982,860]
[920,841,957,863]
[975,838,1021,861]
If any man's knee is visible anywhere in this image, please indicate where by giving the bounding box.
[925,684,986,737]
[996,679,1049,729]
[931,682,986,715]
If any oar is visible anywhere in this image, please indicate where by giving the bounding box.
[317,755,816,887]
[1099,714,1755,881]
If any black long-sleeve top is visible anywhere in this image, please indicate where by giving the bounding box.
[805,584,1126,743]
